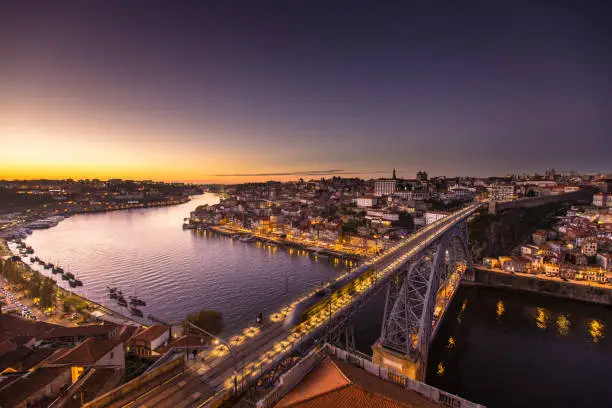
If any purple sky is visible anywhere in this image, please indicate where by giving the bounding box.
[1,1,611,181]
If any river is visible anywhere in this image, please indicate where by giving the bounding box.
[352,286,612,408]
[23,194,347,333]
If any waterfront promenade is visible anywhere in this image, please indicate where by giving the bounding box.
[209,224,365,260]
[468,265,612,306]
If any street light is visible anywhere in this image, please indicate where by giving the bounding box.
[185,321,243,393]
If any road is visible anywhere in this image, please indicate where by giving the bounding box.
[115,205,481,408]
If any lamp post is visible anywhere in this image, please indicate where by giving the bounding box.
[185,321,242,394]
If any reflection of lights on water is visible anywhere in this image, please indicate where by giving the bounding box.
[496,300,505,319]
[589,319,604,343]
[457,299,467,324]
[437,362,445,376]
[536,307,550,330]
[556,314,570,336]
[447,336,455,349]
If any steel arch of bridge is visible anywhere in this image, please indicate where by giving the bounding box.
[378,221,472,364]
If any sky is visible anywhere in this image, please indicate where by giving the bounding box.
[1,0,611,183]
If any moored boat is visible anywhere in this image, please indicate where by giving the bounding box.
[129,296,146,307]
[129,307,144,317]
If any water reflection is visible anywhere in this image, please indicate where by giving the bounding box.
[556,314,570,336]
[589,319,604,343]
[424,287,612,408]
[536,307,550,330]
[456,299,467,324]
[496,300,505,320]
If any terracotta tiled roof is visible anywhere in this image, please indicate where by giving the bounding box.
[0,314,58,342]
[48,338,122,366]
[117,325,140,343]
[62,367,124,408]
[0,366,71,407]
[42,324,118,339]
[0,339,17,356]
[0,345,33,372]
[129,324,168,343]
[3,347,54,372]
[275,357,442,408]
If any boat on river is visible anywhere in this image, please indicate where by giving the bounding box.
[129,307,143,317]
[129,296,146,307]
[107,286,119,299]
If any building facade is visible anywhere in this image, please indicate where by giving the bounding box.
[374,180,397,196]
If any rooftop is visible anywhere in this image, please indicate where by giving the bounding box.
[0,366,70,408]
[275,356,442,408]
[129,324,168,343]
[42,323,118,340]
[48,338,122,366]
[0,314,57,342]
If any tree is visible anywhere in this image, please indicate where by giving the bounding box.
[39,278,56,309]
[342,220,357,233]
[63,295,88,312]
[185,309,224,335]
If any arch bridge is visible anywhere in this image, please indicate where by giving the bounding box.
[297,205,478,382]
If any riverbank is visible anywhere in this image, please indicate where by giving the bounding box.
[1,238,141,327]
[208,225,364,262]
[1,196,191,240]
[463,266,612,306]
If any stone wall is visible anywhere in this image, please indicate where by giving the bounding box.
[465,267,612,306]
[489,188,593,214]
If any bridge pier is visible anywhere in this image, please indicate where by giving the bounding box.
[372,343,426,381]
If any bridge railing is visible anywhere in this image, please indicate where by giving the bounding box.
[256,344,328,408]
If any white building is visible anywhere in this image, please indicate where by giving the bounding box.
[394,191,428,200]
[581,239,598,257]
[487,183,515,201]
[593,193,605,207]
[374,179,397,196]
[425,211,448,225]
[592,193,612,207]
[355,196,377,208]
[365,209,399,224]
